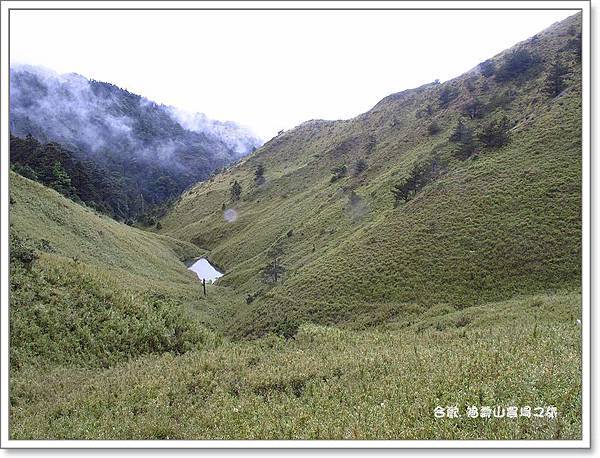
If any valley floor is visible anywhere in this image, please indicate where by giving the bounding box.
[10,291,581,440]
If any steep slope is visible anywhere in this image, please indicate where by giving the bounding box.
[10,65,262,218]
[9,172,243,369]
[8,13,583,440]
[159,13,582,337]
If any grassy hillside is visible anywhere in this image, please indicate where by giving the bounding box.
[9,13,583,441]
[9,172,245,368]
[159,13,582,338]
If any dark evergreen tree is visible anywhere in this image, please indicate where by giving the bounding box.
[563,29,582,62]
[254,163,266,185]
[49,161,74,196]
[354,159,368,175]
[463,98,486,119]
[427,121,441,135]
[438,85,459,108]
[495,49,540,82]
[231,180,242,201]
[391,156,445,208]
[449,119,476,159]
[262,244,285,283]
[543,60,569,97]
[479,59,496,77]
[478,115,511,148]
[330,165,347,183]
[449,120,473,144]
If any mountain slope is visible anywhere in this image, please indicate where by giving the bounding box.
[9,172,582,440]
[9,65,262,219]
[159,13,582,337]
[9,172,244,368]
[8,13,583,441]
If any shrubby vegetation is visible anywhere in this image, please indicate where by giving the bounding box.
[438,85,459,108]
[477,115,512,148]
[495,49,540,82]
[11,293,582,440]
[544,59,569,97]
[392,154,446,207]
[231,180,242,201]
[330,164,347,183]
[353,159,368,175]
[427,121,441,135]
[479,59,496,77]
[254,163,266,185]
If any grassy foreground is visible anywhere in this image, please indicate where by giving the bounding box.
[10,292,581,440]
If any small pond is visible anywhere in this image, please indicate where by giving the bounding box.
[187,258,224,283]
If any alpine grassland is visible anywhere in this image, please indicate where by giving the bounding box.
[9,13,582,440]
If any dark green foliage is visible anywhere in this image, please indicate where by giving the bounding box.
[454,315,471,328]
[479,59,496,77]
[156,222,162,230]
[488,89,517,111]
[563,33,581,63]
[262,244,285,283]
[391,155,445,207]
[563,26,582,62]
[10,233,38,269]
[231,180,242,201]
[330,165,347,183]
[245,290,263,305]
[262,258,285,283]
[353,159,368,175]
[449,119,476,159]
[543,59,569,97]
[449,119,473,143]
[364,135,376,155]
[495,49,540,82]
[154,176,178,201]
[11,163,37,181]
[438,85,459,108]
[415,104,434,119]
[478,115,511,148]
[273,318,299,340]
[137,197,177,228]
[49,161,74,196]
[463,98,486,119]
[427,121,441,135]
[254,163,266,185]
[10,135,132,219]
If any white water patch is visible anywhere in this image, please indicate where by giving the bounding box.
[188,258,224,283]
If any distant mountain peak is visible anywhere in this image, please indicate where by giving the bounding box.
[9,64,264,218]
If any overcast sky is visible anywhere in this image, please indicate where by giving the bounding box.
[10,9,576,140]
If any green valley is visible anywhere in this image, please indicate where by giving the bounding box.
[8,12,583,441]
